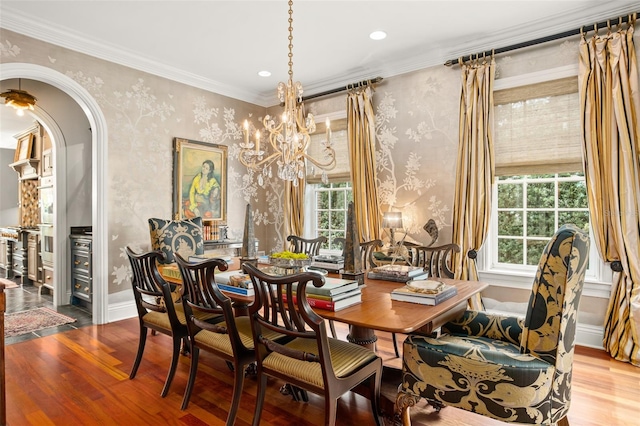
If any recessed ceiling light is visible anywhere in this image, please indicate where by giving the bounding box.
[369,30,387,41]
[258,70,271,77]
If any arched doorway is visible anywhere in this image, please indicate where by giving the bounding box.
[1,63,108,324]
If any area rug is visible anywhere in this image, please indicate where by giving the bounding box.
[5,307,76,337]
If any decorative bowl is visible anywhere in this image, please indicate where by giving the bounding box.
[268,256,312,269]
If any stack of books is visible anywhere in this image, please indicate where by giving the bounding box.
[215,270,254,296]
[390,279,458,305]
[367,264,428,282]
[311,255,344,273]
[285,277,361,311]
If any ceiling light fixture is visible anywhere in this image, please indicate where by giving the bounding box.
[258,70,271,77]
[1,78,37,116]
[369,30,387,40]
[240,0,336,186]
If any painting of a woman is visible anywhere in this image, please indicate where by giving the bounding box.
[185,159,220,219]
[174,138,227,221]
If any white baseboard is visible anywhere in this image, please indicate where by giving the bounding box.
[108,300,137,323]
[575,323,604,349]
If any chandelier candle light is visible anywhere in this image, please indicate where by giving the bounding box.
[240,0,336,186]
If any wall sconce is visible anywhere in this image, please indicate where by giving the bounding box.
[382,211,403,246]
[1,79,37,116]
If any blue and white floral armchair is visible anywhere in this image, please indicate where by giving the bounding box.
[397,224,590,426]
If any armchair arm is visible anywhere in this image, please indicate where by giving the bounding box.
[443,310,524,345]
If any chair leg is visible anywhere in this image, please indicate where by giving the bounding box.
[370,371,384,426]
[325,397,338,426]
[161,335,182,397]
[252,374,268,426]
[225,361,245,426]
[181,347,200,410]
[557,416,570,426]
[129,326,148,379]
[396,391,420,426]
[392,332,400,358]
[329,320,337,339]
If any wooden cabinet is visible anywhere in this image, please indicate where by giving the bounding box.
[11,231,28,285]
[0,238,10,278]
[27,231,42,288]
[70,234,92,308]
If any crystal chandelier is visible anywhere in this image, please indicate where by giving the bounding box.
[1,79,37,116]
[239,0,336,186]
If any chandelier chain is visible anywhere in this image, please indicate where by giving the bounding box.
[288,0,294,79]
[239,0,336,185]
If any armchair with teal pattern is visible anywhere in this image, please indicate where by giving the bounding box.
[396,224,590,426]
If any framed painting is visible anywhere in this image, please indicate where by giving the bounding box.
[14,133,34,162]
[173,138,227,222]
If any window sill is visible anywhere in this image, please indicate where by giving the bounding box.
[477,269,612,299]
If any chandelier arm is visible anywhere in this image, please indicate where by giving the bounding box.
[239,151,282,170]
[304,153,337,170]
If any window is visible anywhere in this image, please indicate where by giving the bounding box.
[479,67,610,289]
[495,173,589,267]
[306,182,353,250]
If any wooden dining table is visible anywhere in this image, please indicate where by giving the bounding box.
[160,260,488,350]
[319,275,488,350]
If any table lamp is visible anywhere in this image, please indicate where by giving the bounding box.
[382,211,403,246]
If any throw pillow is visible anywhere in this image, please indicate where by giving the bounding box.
[148,217,204,264]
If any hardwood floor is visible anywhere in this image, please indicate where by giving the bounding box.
[5,318,639,425]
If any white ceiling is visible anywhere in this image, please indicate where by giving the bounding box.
[1,1,639,148]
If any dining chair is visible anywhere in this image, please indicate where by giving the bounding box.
[174,254,287,423]
[286,235,327,257]
[388,243,462,358]
[397,224,590,425]
[148,217,205,264]
[243,262,384,426]
[409,243,460,278]
[360,239,383,269]
[125,246,189,398]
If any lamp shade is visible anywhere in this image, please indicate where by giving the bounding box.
[382,211,403,229]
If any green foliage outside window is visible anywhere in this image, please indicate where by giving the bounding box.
[314,182,352,250]
[497,173,589,266]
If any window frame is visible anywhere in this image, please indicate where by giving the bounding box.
[476,65,613,299]
[304,181,353,254]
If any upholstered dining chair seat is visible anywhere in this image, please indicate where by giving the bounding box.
[263,337,379,388]
[405,332,556,383]
[194,317,285,356]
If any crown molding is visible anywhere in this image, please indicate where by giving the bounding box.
[2,2,637,108]
[1,8,266,106]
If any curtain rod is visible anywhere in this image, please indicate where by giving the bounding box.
[302,76,383,101]
[444,12,638,66]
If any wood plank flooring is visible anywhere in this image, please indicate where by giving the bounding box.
[5,318,640,425]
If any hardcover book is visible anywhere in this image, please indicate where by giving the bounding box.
[367,271,429,283]
[282,292,362,311]
[390,282,457,305]
[217,283,254,296]
[371,264,425,277]
[294,277,359,297]
[215,270,253,288]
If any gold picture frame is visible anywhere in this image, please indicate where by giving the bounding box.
[14,133,34,162]
[173,137,227,222]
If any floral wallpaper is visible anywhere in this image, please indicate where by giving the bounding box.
[1,27,637,333]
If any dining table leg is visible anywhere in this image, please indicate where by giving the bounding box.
[346,325,377,351]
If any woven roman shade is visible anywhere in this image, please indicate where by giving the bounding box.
[306,118,350,183]
[494,76,583,176]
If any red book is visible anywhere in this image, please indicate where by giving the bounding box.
[282,292,361,311]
